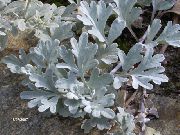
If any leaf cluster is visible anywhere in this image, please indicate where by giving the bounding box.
[1,0,179,134]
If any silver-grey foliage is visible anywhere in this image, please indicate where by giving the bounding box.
[146,19,180,47]
[1,0,180,134]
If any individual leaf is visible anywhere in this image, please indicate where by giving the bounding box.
[152,0,175,12]
[77,1,125,44]
[38,96,59,113]
[31,39,60,65]
[107,18,126,45]
[116,107,135,135]
[145,19,162,44]
[20,89,56,108]
[82,87,115,119]
[113,76,128,89]
[20,83,60,113]
[81,117,112,133]
[57,32,98,76]
[144,19,180,47]
[71,32,98,76]
[129,46,168,89]
[113,0,142,27]
[155,21,180,47]
[77,1,112,42]
[116,44,168,90]
[2,49,31,73]
[88,68,113,90]
[29,68,57,91]
[56,45,78,73]
[96,43,119,64]
[50,21,73,42]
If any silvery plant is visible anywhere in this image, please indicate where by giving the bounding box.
[0,0,179,134]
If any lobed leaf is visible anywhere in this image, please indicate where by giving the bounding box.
[113,0,142,27]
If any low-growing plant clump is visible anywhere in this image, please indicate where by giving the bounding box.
[0,0,179,134]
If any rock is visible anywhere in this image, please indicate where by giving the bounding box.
[145,127,161,135]
[147,95,180,135]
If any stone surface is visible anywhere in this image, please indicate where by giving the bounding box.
[147,95,180,135]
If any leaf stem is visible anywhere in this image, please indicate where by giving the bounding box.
[125,90,138,107]
[110,62,122,74]
[160,44,168,54]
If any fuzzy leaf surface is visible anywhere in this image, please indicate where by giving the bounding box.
[113,0,142,27]
[81,117,112,133]
[77,1,125,43]
[115,43,168,89]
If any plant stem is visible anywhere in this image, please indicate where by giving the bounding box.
[127,27,139,42]
[125,90,138,107]
[160,44,168,54]
[110,62,122,74]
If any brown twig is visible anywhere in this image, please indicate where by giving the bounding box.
[124,90,138,107]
